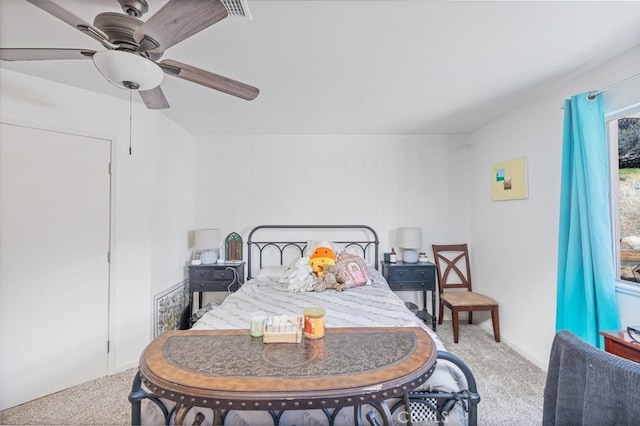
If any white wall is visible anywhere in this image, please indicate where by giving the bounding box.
[193,134,467,305]
[464,46,640,369]
[0,69,195,372]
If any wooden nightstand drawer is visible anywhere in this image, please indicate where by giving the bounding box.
[411,268,435,284]
[390,280,432,291]
[192,281,234,292]
[189,267,237,283]
[388,267,434,288]
[212,268,235,281]
[190,268,214,282]
[389,268,413,282]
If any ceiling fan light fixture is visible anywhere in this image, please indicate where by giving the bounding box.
[92,50,163,91]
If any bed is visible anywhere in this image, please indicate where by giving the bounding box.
[131,225,479,426]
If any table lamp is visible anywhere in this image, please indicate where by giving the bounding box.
[194,228,221,265]
[398,227,422,263]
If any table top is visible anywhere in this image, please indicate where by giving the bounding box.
[600,330,640,348]
[139,326,436,411]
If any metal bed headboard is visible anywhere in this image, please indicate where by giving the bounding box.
[246,225,379,280]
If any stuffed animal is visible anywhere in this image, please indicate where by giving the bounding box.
[313,264,345,292]
[309,245,336,277]
[282,257,316,292]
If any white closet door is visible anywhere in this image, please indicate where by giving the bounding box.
[0,123,111,410]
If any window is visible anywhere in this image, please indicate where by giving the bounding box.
[608,109,640,285]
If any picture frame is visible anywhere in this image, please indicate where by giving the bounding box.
[491,156,528,201]
[225,231,243,261]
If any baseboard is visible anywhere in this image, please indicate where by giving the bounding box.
[113,361,138,374]
[476,321,549,372]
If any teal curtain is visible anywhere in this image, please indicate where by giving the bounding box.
[556,92,619,348]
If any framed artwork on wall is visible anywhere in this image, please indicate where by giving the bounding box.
[225,232,243,261]
[491,156,528,201]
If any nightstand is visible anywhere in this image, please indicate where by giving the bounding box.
[188,262,245,310]
[381,261,437,331]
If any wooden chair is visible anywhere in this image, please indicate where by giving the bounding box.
[431,244,500,343]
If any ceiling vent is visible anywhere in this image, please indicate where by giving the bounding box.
[221,0,253,20]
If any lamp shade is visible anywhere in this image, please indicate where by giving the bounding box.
[194,229,220,250]
[398,227,422,263]
[92,50,164,91]
[398,227,422,249]
[194,229,221,265]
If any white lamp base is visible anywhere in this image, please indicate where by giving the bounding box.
[200,249,219,265]
[402,249,419,263]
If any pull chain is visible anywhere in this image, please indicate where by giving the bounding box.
[129,89,133,156]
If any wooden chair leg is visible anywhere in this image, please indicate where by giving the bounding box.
[452,308,460,343]
[438,300,444,325]
[491,307,500,342]
[468,311,473,324]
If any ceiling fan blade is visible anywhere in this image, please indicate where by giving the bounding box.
[26,0,114,49]
[139,86,170,110]
[160,59,259,101]
[0,48,95,61]
[134,0,228,53]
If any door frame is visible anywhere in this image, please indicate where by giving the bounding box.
[0,116,118,375]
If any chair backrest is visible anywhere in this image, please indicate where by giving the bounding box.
[432,244,473,294]
[543,330,640,425]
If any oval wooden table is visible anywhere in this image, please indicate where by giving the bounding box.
[129,326,437,425]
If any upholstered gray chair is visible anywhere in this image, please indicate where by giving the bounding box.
[543,330,640,425]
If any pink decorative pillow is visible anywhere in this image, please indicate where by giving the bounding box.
[335,252,370,288]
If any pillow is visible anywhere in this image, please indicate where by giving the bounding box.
[306,240,332,255]
[335,252,370,289]
[255,265,286,280]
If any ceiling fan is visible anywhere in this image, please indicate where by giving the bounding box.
[0,0,260,109]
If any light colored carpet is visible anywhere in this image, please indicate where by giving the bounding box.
[0,321,546,425]
[0,366,136,425]
[436,321,546,425]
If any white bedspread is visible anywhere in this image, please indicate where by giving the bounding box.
[193,266,443,342]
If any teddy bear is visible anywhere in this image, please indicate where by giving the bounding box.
[309,245,336,277]
[313,264,345,292]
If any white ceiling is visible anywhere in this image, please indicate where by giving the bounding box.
[1,0,639,135]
